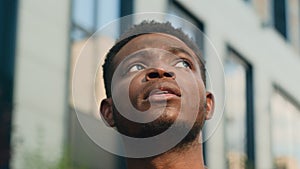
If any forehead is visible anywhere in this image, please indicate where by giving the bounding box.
[112,33,198,68]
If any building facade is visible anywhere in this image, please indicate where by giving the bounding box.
[2,0,300,169]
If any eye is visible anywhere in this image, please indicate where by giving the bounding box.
[175,60,191,69]
[128,64,145,72]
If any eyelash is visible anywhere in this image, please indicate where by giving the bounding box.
[128,63,145,72]
[125,58,193,74]
[174,59,192,69]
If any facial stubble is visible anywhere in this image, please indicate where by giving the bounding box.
[112,101,207,149]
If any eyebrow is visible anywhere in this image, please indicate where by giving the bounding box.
[120,46,195,66]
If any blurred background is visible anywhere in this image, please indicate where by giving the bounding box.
[1,0,300,168]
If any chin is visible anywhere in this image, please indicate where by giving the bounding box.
[151,105,179,119]
[116,112,201,141]
[113,104,203,143]
[128,109,179,138]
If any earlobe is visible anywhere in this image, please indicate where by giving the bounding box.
[100,98,115,127]
[205,92,215,120]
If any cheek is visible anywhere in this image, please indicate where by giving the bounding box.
[111,75,134,112]
[177,71,206,113]
[196,79,207,121]
[176,70,204,95]
[197,80,206,108]
[112,78,128,97]
[128,73,146,104]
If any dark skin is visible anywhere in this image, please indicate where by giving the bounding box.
[101,33,215,169]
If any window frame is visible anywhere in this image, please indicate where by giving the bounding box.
[68,0,133,168]
[271,84,300,168]
[225,46,256,169]
[271,0,289,40]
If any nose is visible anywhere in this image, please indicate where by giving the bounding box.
[145,68,176,81]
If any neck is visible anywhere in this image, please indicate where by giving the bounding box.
[126,139,206,169]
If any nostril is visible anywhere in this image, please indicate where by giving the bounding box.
[146,70,176,81]
[164,72,174,78]
[148,72,160,79]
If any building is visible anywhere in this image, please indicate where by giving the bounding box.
[0,0,299,168]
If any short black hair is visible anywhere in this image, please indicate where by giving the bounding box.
[103,20,206,97]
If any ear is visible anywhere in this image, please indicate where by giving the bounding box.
[205,92,215,120]
[100,98,115,127]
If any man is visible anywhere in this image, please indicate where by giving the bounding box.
[100,21,214,169]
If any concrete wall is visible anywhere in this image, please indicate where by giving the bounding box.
[10,0,300,168]
[135,0,300,169]
[11,0,71,168]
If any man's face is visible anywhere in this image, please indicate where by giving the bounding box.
[101,33,214,139]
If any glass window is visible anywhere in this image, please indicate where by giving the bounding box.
[167,0,205,53]
[72,0,95,32]
[70,0,120,114]
[224,48,255,169]
[72,0,120,41]
[271,87,300,169]
[68,1,126,168]
[97,0,120,28]
[273,0,287,39]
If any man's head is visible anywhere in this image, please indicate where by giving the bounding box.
[100,21,214,146]
[103,21,206,98]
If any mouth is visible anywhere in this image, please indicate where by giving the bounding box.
[143,84,181,101]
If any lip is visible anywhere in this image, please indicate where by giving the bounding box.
[143,83,181,101]
[148,93,179,102]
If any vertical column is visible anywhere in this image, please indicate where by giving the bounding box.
[254,72,273,169]
[11,0,71,168]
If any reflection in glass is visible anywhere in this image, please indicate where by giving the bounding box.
[225,51,247,169]
[70,0,120,115]
[271,89,300,169]
[167,1,204,53]
[73,0,95,32]
[68,1,123,168]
